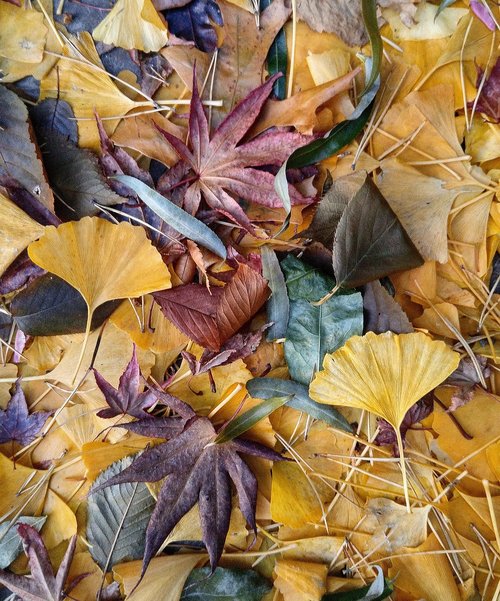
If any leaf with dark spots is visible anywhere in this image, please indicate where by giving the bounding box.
[91,413,283,576]
[155,71,315,231]
[0,85,54,209]
[163,0,223,53]
[11,273,120,336]
[374,392,434,455]
[468,57,500,123]
[0,524,80,601]
[94,345,158,419]
[0,380,50,446]
[363,280,413,335]
[154,263,270,351]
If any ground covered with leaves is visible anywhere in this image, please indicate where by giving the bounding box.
[0,0,499,599]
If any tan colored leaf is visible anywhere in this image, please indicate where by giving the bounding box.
[383,2,468,41]
[0,193,44,275]
[93,0,168,52]
[296,0,366,46]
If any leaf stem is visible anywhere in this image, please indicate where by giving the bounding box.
[395,427,411,513]
[313,283,340,306]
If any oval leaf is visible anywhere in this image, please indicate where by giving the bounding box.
[114,174,227,259]
[87,455,156,570]
[246,377,352,432]
[181,566,271,601]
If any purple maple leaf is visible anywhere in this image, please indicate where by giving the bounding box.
[156,71,316,232]
[469,57,500,124]
[94,345,157,419]
[0,380,50,446]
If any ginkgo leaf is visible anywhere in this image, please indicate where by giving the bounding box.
[0,2,47,64]
[28,217,171,380]
[93,0,168,53]
[0,193,44,276]
[310,331,459,509]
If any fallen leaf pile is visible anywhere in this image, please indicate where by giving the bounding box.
[0,0,499,600]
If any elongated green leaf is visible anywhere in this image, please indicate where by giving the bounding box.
[260,0,287,99]
[181,567,271,601]
[0,516,46,569]
[361,0,382,95]
[114,175,227,259]
[281,256,363,385]
[215,395,291,444]
[261,246,289,340]
[246,377,351,431]
[332,175,423,289]
[87,455,156,570]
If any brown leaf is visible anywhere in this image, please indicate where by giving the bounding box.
[363,280,414,335]
[296,0,367,46]
[154,263,270,351]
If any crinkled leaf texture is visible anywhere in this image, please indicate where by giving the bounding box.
[180,566,271,600]
[0,380,50,445]
[87,455,156,570]
[154,263,270,351]
[156,72,314,231]
[91,398,283,577]
[0,524,79,601]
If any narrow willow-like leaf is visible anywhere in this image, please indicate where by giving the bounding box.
[361,0,382,94]
[246,377,352,432]
[114,175,227,259]
[260,0,287,99]
[436,0,458,17]
[261,246,289,340]
[214,396,291,444]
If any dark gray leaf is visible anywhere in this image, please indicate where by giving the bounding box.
[11,274,119,336]
[363,280,413,334]
[30,99,78,143]
[246,377,351,431]
[87,456,156,570]
[180,567,271,601]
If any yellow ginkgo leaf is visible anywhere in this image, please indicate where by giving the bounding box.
[0,193,45,275]
[310,331,459,510]
[28,217,171,381]
[0,2,48,64]
[93,0,168,53]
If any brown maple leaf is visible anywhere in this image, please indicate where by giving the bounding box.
[156,72,316,232]
[91,393,283,578]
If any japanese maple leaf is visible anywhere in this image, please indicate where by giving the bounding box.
[91,394,283,577]
[0,524,83,601]
[0,380,50,446]
[156,72,316,231]
[94,345,157,419]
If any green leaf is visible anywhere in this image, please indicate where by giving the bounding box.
[261,246,289,340]
[260,0,287,99]
[246,377,352,432]
[215,395,291,444]
[11,273,119,336]
[361,0,382,95]
[436,0,458,18]
[281,256,363,385]
[114,175,227,259]
[322,567,393,600]
[0,516,46,569]
[331,175,423,290]
[87,455,156,570]
[180,567,271,601]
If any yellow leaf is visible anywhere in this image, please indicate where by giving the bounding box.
[42,490,77,548]
[388,533,462,601]
[274,559,327,601]
[68,552,104,601]
[0,3,47,63]
[83,439,150,481]
[28,217,170,381]
[93,0,168,53]
[413,301,461,339]
[306,49,351,85]
[310,331,459,510]
[0,193,44,275]
[0,454,45,519]
[113,554,201,600]
[383,3,468,41]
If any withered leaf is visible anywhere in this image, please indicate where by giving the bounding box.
[154,263,270,351]
[0,380,51,446]
[296,0,367,46]
[156,71,314,231]
[92,397,283,576]
[444,356,491,412]
[163,0,223,52]
[94,345,158,419]
[332,174,424,290]
[0,524,81,601]
[363,280,413,335]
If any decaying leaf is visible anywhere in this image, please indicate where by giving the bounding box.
[154,263,269,351]
[296,0,367,46]
[91,392,283,575]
